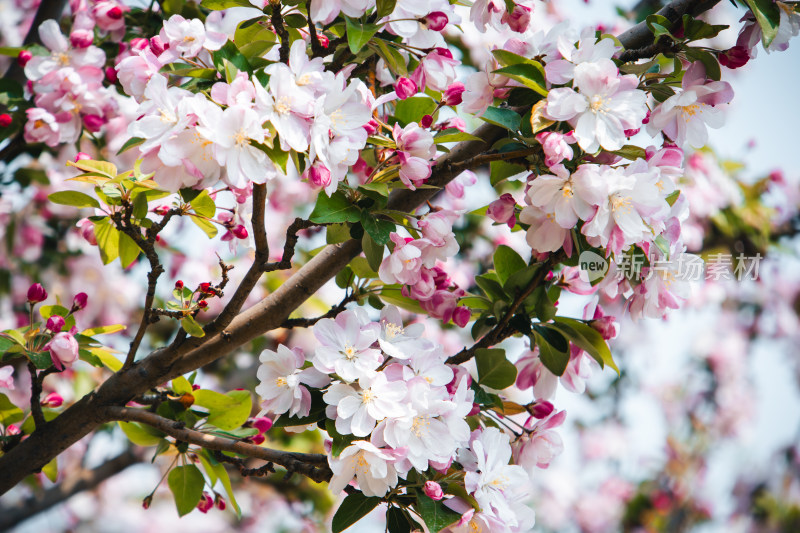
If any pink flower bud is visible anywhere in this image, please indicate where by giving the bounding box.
[420,114,434,128]
[197,492,214,513]
[46,332,79,371]
[130,37,148,51]
[6,424,20,436]
[142,495,152,509]
[83,114,106,132]
[624,127,640,137]
[719,45,750,69]
[318,34,329,48]
[70,29,94,48]
[423,481,444,501]
[0,114,11,128]
[149,35,166,56]
[77,218,97,245]
[434,47,452,59]
[215,495,226,510]
[452,306,471,328]
[424,12,449,31]
[530,400,554,419]
[105,66,118,83]
[305,163,332,189]
[364,119,379,135]
[72,292,88,310]
[27,283,47,303]
[41,392,63,408]
[231,224,249,239]
[74,152,92,162]
[486,193,516,228]
[501,5,532,33]
[250,433,265,445]
[395,77,417,100]
[46,315,65,332]
[253,417,273,433]
[442,82,465,106]
[17,50,32,67]
[107,5,123,19]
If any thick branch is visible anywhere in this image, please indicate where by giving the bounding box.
[270,0,291,63]
[0,450,138,530]
[105,407,332,483]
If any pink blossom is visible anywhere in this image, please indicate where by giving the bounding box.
[46,315,65,332]
[424,481,444,500]
[41,392,63,407]
[393,122,435,190]
[24,108,61,147]
[419,288,465,324]
[536,131,576,168]
[0,366,14,390]
[442,82,465,106]
[92,1,128,33]
[487,193,516,228]
[424,12,449,32]
[46,332,80,370]
[411,48,460,92]
[158,15,226,62]
[500,5,532,33]
[27,283,48,303]
[394,77,417,100]
[379,234,424,285]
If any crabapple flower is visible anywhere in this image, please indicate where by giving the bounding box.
[254,65,314,152]
[536,131,576,168]
[628,250,699,320]
[519,204,571,254]
[128,75,193,153]
[312,308,382,382]
[393,122,436,190]
[487,193,517,228]
[379,234,425,285]
[526,164,595,229]
[309,0,371,24]
[158,15,226,63]
[256,345,330,418]
[545,32,619,85]
[411,48,460,92]
[646,61,734,149]
[514,410,567,470]
[327,441,400,497]
[378,305,434,360]
[545,59,647,152]
[323,373,408,437]
[24,19,105,82]
[0,366,14,390]
[24,108,61,147]
[46,332,80,371]
[424,481,444,500]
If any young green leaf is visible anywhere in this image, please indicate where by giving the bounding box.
[475,348,517,390]
[181,316,205,338]
[48,191,101,209]
[493,245,527,284]
[345,17,381,54]
[480,106,521,132]
[167,464,205,517]
[310,191,361,224]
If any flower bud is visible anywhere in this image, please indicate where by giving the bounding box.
[423,481,444,501]
[197,492,214,513]
[0,114,11,128]
[6,424,20,436]
[149,35,167,56]
[130,37,148,51]
[486,193,516,228]
[215,495,226,510]
[199,282,212,294]
[501,5,532,33]
[175,280,184,290]
[420,114,433,128]
[83,114,105,132]
[253,417,273,433]
[74,152,92,162]
[719,45,750,69]
[46,315,65,332]
[442,82,465,106]
[363,119,379,135]
[46,332,80,370]
[142,495,153,509]
[70,29,94,48]
[304,163,331,188]
[27,283,48,303]
[77,218,97,245]
[394,77,417,100]
[424,12,448,31]
[107,5,123,19]
[318,34,329,48]
[17,50,32,67]
[530,400,554,419]
[250,433,265,445]
[72,292,88,310]
[231,224,249,239]
[105,66,118,84]
[41,392,63,408]
[452,306,471,328]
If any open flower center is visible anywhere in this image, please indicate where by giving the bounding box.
[610,194,633,213]
[589,94,606,113]
[384,322,404,338]
[274,96,291,115]
[234,129,249,147]
[343,344,357,360]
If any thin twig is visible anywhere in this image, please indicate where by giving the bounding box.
[270,0,291,63]
[280,291,358,329]
[106,406,332,483]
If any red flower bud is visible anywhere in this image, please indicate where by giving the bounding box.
[17,50,32,67]
[41,392,63,408]
[719,45,750,69]
[175,280,184,290]
[530,400,554,419]
[46,315,65,332]
[0,114,12,128]
[197,492,213,513]
[252,417,273,433]
[250,433,265,445]
[142,495,153,509]
[215,495,226,511]
[105,66,118,83]
[72,292,88,310]
[107,6,123,19]
[199,282,212,294]
[442,82,465,106]
[424,12,449,32]
[83,114,105,132]
[74,152,91,162]
[231,224,248,239]
[27,283,47,303]
[420,114,434,128]
[198,300,208,309]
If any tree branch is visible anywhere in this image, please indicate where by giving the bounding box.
[270,0,290,63]
[104,406,332,483]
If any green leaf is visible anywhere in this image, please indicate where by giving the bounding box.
[93,219,120,265]
[394,96,437,126]
[326,420,358,456]
[331,492,382,533]
[181,316,205,338]
[310,191,361,224]
[665,190,680,206]
[68,159,117,178]
[212,40,252,75]
[172,376,194,395]
[492,64,547,96]
[117,136,145,155]
[42,458,58,483]
[349,256,378,278]
[489,160,526,186]
[475,273,507,303]
[611,144,647,161]
[685,47,721,81]
[744,0,781,48]
[0,393,24,426]
[533,331,569,376]
[189,215,219,239]
[475,348,517,390]
[210,460,242,516]
[2,329,25,347]
[551,317,619,374]
[48,191,100,209]
[119,231,141,269]
[378,285,424,314]
[167,465,205,517]
[345,16,381,54]
[645,14,675,42]
[29,350,54,369]
[81,324,126,336]
[360,212,395,246]
[434,130,484,144]
[681,14,728,41]
[40,304,76,331]
[503,263,540,297]
[252,139,289,172]
[414,489,461,532]
[194,389,252,430]
[376,0,397,18]
[119,421,165,447]
[200,0,255,10]
[479,106,521,132]
[189,190,216,218]
[374,39,407,76]
[493,245,526,285]
[386,506,413,533]
[362,233,385,272]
